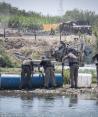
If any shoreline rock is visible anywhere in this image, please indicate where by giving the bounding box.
[0,85,98,99]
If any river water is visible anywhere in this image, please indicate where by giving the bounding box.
[0,94,98,117]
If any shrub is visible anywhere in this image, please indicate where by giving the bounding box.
[0,45,14,67]
[55,68,70,84]
[0,54,14,67]
[63,69,70,84]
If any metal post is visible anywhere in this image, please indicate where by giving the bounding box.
[4,28,5,38]
[60,31,61,42]
[62,62,64,80]
[34,31,36,41]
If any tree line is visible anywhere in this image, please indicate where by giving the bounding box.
[0,2,61,30]
[0,2,98,32]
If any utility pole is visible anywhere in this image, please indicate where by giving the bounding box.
[58,0,64,42]
[34,30,37,41]
[34,32,36,41]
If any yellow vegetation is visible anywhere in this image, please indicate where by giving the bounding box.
[42,24,59,31]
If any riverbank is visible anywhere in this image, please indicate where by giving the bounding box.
[0,85,98,99]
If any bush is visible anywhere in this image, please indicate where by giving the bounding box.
[63,69,70,84]
[0,54,14,67]
[0,45,14,67]
[91,70,96,83]
[55,68,70,84]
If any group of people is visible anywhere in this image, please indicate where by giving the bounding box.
[20,45,98,90]
[20,56,56,90]
[20,47,79,90]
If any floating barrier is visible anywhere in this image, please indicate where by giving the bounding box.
[0,73,63,89]
[77,73,92,88]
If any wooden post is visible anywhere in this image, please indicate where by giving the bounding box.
[4,28,5,38]
[60,30,62,42]
[34,31,36,41]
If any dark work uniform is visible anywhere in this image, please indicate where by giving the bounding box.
[92,54,98,85]
[39,59,56,88]
[63,52,79,88]
[69,56,79,88]
[20,59,34,89]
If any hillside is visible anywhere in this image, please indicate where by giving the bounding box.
[0,34,96,68]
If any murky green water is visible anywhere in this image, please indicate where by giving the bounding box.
[0,94,98,117]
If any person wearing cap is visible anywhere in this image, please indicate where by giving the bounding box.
[62,50,79,88]
[20,58,34,90]
[92,53,98,85]
[38,56,56,89]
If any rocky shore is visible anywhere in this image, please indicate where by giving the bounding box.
[0,85,98,99]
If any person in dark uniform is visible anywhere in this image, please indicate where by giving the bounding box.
[20,58,34,90]
[38,57,56,89]
[62,50,79,88]
[92,53,98,85]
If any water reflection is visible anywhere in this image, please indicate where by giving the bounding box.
[95,97,98,106]
[20,93,33,100]
[0,94,98,117]
[21,95,33,110]
[69,94,78,107]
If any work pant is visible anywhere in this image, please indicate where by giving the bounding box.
[96,65,98,85]
[44,67,56,88]
[70,64,79,88]
[20,65,32,89]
